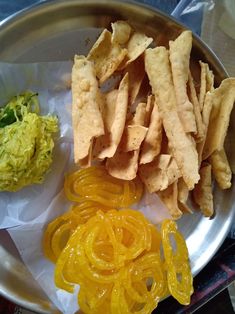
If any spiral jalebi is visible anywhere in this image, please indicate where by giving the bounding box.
[54,209,167,314]
[64,166,143,208]
[161,219,194,305]
[43,166,193,313]
[43,201,113,263]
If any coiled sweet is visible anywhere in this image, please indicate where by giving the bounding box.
[43,166,193,313]
[64,166,143,208]
[161,219,194,305]
[54,209,167,314]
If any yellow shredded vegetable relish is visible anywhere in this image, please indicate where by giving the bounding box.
[0,92,58,191]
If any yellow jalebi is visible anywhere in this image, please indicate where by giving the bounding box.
[54,209,167,314]
[43,166,144,263]
[43,166,193,313]
[64,166,143,207]
[161,219,194,305]
[43,201,113,263]
[44,208,193,313]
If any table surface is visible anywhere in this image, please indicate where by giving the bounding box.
[0,1,234,314]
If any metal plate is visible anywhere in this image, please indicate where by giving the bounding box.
[0,1,234,313]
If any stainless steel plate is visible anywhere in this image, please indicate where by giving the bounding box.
[0,1,234,313]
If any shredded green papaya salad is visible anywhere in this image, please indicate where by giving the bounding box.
[0,92,58,192]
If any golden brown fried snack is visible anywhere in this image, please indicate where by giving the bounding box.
[209,149,232,190]
[169,31,196,133]
[107,102,147,180]
[139,154,181,193]
[140,98,162,165]
[188,72,204,141]
[119,32,153,69]
[111,20,132,45]
[203,78,235,160]
[193,162,213,217]
[72,55,104,165]
[145,47,199,190]
[158,181,183,220]
[88,29,127,84]
[178,178,192,213]
[93,73,129,159]
[124,56,146,106]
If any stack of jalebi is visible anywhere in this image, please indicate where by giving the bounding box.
[43,166,144,263]
[52,210,193,313]
[64,166,143,207]
[54,209,167,314]
[43,166,193,313]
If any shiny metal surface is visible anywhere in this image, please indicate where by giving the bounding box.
[0,1,234,313]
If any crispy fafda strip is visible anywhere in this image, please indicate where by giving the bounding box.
[157,181,183,220]
[72,55,104,165]
[206,65,214,93]
[111,20,132,45]
[119,32,153,69]
[224,111,235,175]
[169,31,197,133]
[196,63,215,162]
[106,150,139,180]
[145,47,199,190]
[140,97,162,165]
[188,71,204,141]
[193,162,213,217]
[209,149,232,190]
[177,178,192,213]
[144,94,154,127]
[199,61,207,111]
[197,92,213,164]
[178,178,189,203]
[120,125,148,152]
[131,102,146,126]
[93,89,117,159]
[127,32,153,64]
[87,29,127,84]
[124,56,146,106]
[102,90,118,131]
[93,73,129,159]
[203,78,235,160]
[199,61,214,111]
[107,102,147,180]
[139,154,181,193]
